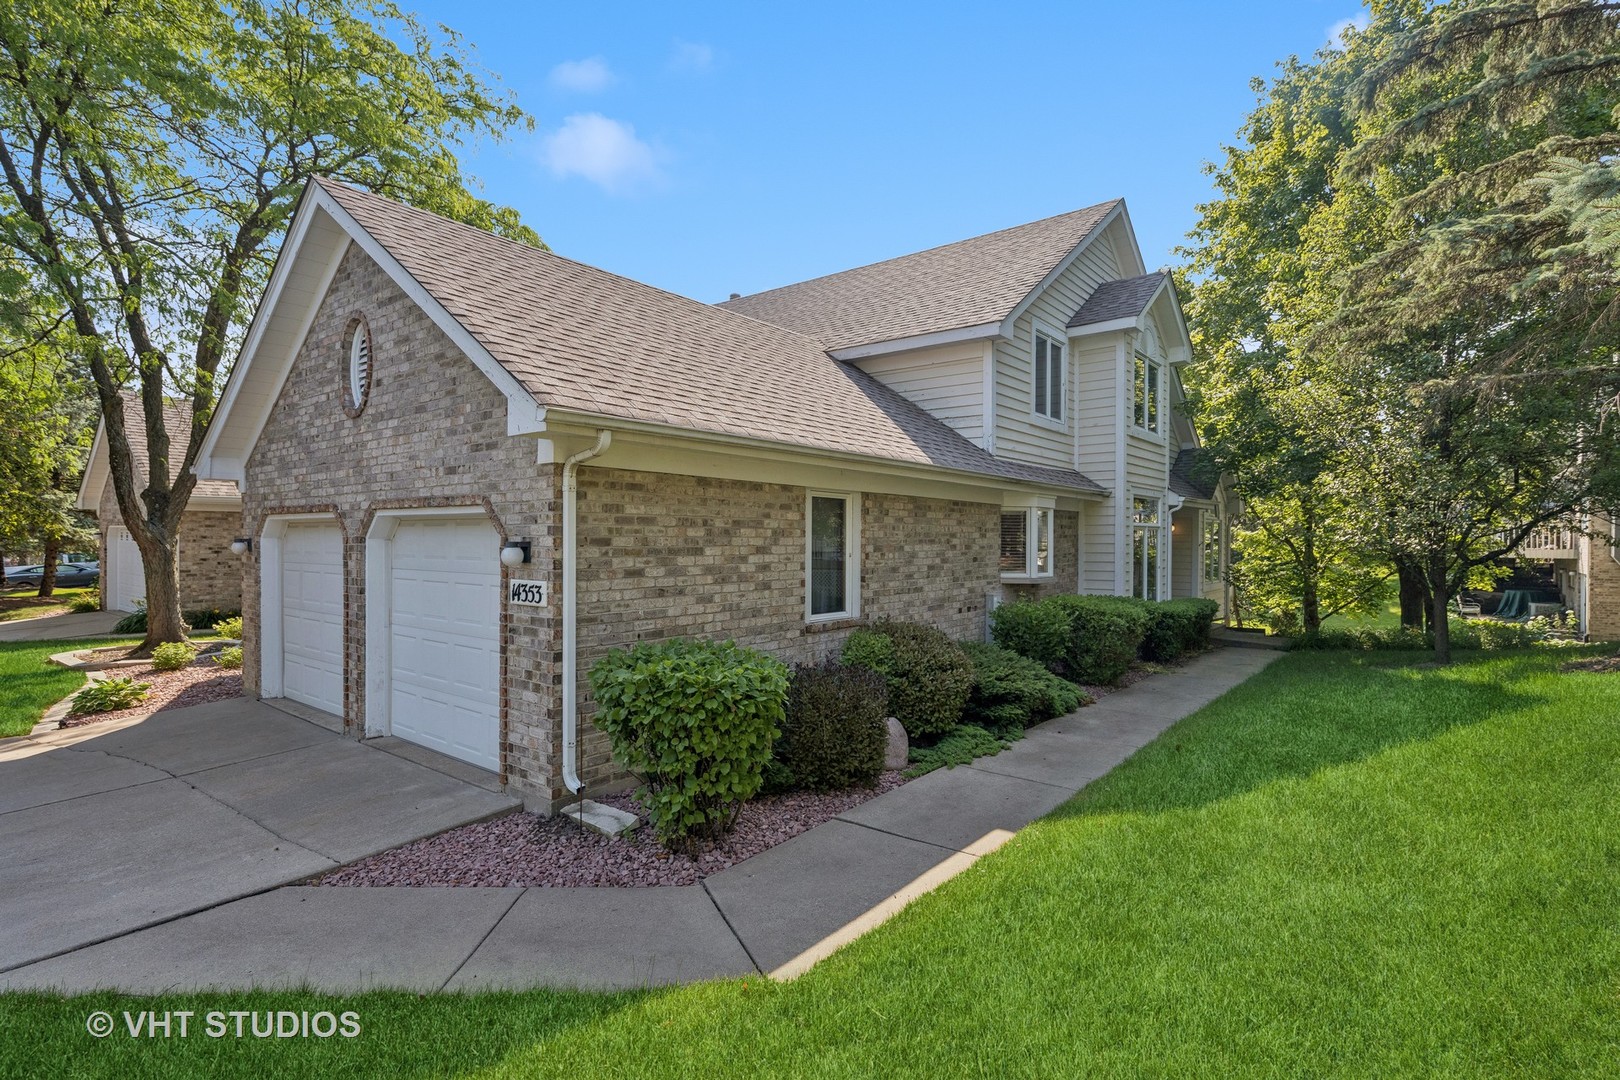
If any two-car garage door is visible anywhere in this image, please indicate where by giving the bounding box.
[270,514,500,773]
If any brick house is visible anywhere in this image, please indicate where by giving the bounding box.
[77,396,244,614]
[197,179,1229,811]
[1524,516,1620,640]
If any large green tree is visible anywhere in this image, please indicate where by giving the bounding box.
[0,0,538,650]
[1186,0,1620,662]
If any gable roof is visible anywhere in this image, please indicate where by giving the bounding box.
[1169,448,1218,502]
[77,393,240,511]
[717,202,1121,353]
[1068,271,1169,329]
[205,179,1103,496]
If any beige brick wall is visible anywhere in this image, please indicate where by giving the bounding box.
[1587,519,1620,641]
[95,479,244,613]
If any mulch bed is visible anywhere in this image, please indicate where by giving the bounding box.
[60,656,243,729]
[1561,654,1620,674]
[317,772,909,888]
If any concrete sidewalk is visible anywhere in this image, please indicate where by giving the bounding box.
[0,647,1281,995]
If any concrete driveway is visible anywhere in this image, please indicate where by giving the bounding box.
[0,698,518,973]
[0,609,128,642]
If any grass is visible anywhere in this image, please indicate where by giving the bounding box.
[3,648,1617,1077]
[1322,600,1404,630]
[0,637,141,738]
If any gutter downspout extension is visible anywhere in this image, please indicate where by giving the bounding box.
[562,429,612,794]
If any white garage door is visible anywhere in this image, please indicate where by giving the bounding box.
[106,527,144,612]
[388,518,500,771]
[281,523,345,715]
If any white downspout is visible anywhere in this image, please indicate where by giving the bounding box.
[562,429,612,794]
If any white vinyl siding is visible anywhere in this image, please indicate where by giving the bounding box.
[994,229,1122,469]
[855,342,986,447]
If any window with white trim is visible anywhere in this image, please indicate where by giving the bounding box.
[807,493,858,620]
[1131,497,1162,600]
[1133,354,1160,433]
[1033,330,1064,422]
[1202,512,1221,583]
[1000,507,1054,579]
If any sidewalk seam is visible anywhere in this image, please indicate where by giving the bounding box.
[701,880,763,975]
[438,888,526,991]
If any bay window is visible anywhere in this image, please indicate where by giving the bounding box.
[1001,506,1053,579]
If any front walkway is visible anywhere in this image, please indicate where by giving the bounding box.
[0,648,1281,994]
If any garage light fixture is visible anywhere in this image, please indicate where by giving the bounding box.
[231,537,253,556]
[500,540,531,567]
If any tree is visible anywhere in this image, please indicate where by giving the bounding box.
[0,0,539,651]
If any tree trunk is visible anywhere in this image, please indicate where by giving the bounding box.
[1428,561,1452,665]
[134,531,187,654]
[1397,560,1428,629]
[38,538,59,598]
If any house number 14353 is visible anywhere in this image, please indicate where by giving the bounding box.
[508,581,549,607]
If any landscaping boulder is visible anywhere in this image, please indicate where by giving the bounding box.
[885,717,909,770]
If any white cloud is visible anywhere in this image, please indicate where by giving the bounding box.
[1327,13,1370,48]
[548,57,616,93]
[668,40,714,73]
[539,113,661,193]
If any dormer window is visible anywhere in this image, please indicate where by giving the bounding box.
[344,316,372,415]
[1033,330,1064,422]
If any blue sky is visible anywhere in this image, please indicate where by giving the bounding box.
[427,1,1369,303]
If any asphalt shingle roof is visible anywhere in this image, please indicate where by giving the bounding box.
[318,180,1103,494]
[717,202,1120,351]
[114,393,239,499]
[1067,271,1168,329]
[1169,448,1217,501]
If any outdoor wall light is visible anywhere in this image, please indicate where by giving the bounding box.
[500,540,531,567]
[231,537,253,556]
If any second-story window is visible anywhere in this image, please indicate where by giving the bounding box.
[1034,330,1064,422]
[1133,355,1160,433]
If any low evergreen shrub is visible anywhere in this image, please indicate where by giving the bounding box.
[988,600,1071,672]
[183,607,240,631]
[771,661,888,791]
[1047,595,1151,684]
[841,619,973,738]
[213,645,244,669]
[1141,598,1220,662]
[905,724,1013,778]
[588,638,788,852]
[960,641,1086,733]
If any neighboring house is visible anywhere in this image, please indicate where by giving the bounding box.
[1520,516,1620,640]
[77,395,244,613]
[197,178,1230,811]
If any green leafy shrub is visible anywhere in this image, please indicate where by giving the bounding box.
[841,619,973,739]
[960,642,1086,733]
[1046,595,1151,684]
[1141,598,1221,662]
[112,600,147,634]
[67,589,100,613]
[989,600,1071,671]
[213,645,244,669]
[150,642,196,671]
[213,616,245,641]
[70,676,151,715]
[588,638,788,852]
[771,662,888,791]
[184,607,240,631]
[905,724,1014,778]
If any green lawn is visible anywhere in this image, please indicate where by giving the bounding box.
[4,648,1617,1077]
[0,637,141,738]
[0,586,94,624]
[1322,600,1404,630]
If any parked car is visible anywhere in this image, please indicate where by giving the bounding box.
[3,562,100,588]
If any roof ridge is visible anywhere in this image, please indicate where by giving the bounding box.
[315,177,836,355]
[723,199,1121,304]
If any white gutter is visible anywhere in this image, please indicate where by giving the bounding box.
[562,429,612,794]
